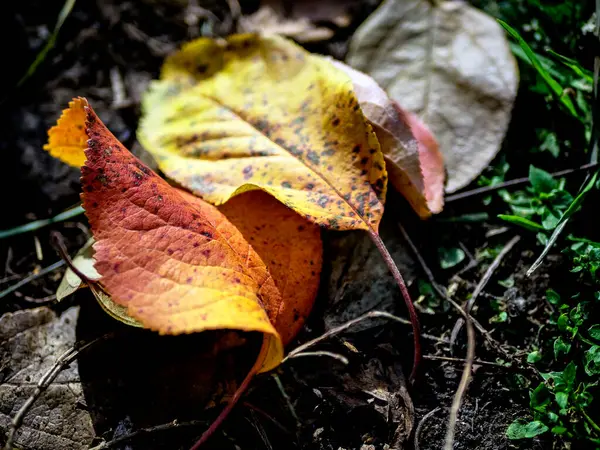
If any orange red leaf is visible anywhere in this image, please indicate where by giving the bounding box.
[80,98,285,372]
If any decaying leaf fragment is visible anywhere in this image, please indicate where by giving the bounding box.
[240,6,335,43]
[346,0,518,193]
[79,97,284,372]
[139,33,387,232]
[56,238,100,300]
[56,238,143,328]
[329,59,444,217]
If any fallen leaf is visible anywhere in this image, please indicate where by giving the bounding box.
[261,0,357,27]
[56,238,99,300]
[346,0,518,193]
[56,238,144,328]
[328,59,444,217]
[0,307,95,450]
[217,190,322,345]
[138,34,387,233]
[398,106,445,214]
[240,6,335,43]
[80,97,284,372]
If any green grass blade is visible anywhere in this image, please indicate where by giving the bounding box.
[499,19,579,118]
[0,260,65,299]
[16,0,77,88]
[527,171,599,276]
[498,215,546,232]
[0,205,85,240]
[547,49,594,83]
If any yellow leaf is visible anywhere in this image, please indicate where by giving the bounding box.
[43,97,88,167]
[139,33,387,231]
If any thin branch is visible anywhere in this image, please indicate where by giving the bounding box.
[272,373,300,426]
[4,333,112,450]
[445,162,599,203]
[0,260,65,300]
[285,351,349,365]
[368,230,421,384]
[285,310,415,361]
[414,407,441,450]
[88,420,207,450]
[396,223,490,335]
[450,236,520,348]
[423,354,507,368]
[444,309,475,450]
[398,212,542,380]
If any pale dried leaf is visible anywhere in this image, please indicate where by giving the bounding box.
[0,307,95,450]
[240,6,334,43]
[346,0,518,193]
[56,238,100,301]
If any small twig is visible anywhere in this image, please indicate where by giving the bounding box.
[285,351,349,365]
[88,419,208,450]
[12,291,57,304]
[272,373,301,427]
[445,162,599,202]
[285,311,415,361]
[0,273,21,285]
[450,236,520,349]
[109,67,131,109]
[0,260,65,300]
[444,307,475,450]
[414,407,441,450]
[396,223,490,335]
[247,410,274,450]
[423,354,507,368]
[242,402,291,435]
[4,333,112,450]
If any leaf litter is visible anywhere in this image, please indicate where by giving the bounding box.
[1,0,556,449]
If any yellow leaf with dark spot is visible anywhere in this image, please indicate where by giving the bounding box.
[138,34,387,232]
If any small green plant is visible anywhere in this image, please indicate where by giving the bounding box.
[498,165,573,242]
[508,246,600,446]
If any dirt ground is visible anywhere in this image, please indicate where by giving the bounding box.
[0,1,594,449]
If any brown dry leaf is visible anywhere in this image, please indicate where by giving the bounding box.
[346,0,518,193]
[328,58,444,217]
[240,6,335,43]
[0,307,94,450]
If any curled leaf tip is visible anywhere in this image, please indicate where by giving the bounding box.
[44,97,90,167]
